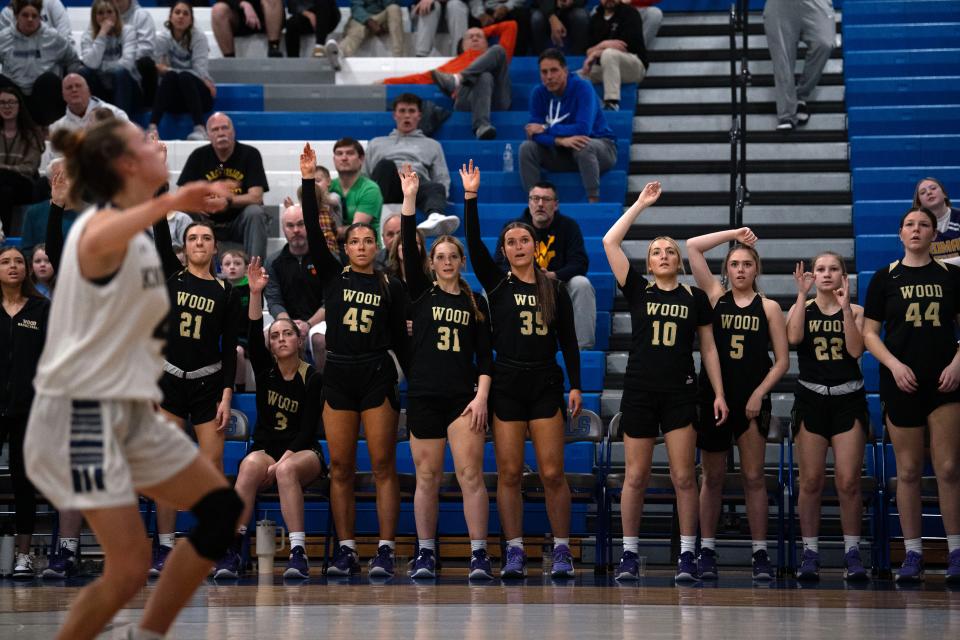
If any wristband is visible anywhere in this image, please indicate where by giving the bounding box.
[464,190,478,194]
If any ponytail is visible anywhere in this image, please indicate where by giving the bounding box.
[533,267,557,327]
[457,276,485,323]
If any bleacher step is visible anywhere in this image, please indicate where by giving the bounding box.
[632,113,847,133]
[263,84,386,112]
[628,172,850,193]
[632,143,848,162]
[637,85,844,105]
[209,58,335,84]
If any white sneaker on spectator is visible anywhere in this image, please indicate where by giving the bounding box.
[313,44,325,58]
[418,212,460,236]
[325,39,341,71]
[13,553,34,579]
[187,125,207,141]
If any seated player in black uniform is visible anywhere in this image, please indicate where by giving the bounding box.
[863,208,960,584]
[461,161,582,580]
[398,165,494,580]
[786,251,868,581]
[151,217,241,575]
[686,228,789,581]
[602,181,728,583]
[297,144,409,578]
[213,257,325,580]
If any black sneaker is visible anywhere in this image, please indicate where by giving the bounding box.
[603,100,620,111]
[776,118,795,131]
[796,101,810,125]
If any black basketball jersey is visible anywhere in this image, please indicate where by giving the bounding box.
[620,266,713,392]
[247,316,323,453]
[700,290,772,402]
[796,300,862,385]
[164,269,239,383]
[864,259,960,385]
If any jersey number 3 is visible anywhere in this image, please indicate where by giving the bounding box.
[343,307,373,333]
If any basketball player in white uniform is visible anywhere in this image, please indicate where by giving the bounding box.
[23,120,244,640]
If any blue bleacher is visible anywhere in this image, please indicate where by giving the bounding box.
[842,23,960,51]
[459,270,615,313]
[844,49,960,79]
[450,170,627,203]
[847,105,960,136]
[852,166,960,202]
[446,201,622,237]
[441,139,631,173]
[842,0,960,24]
[849,135,960,168]
[845,77,960,108]
[854,234,901,272]
[386,82,638,114]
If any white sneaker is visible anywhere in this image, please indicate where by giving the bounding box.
[186,125,207,141]
[324,39,341,71]
[313,44,325,58]
[13,553,34,579]
[417,212,460,236]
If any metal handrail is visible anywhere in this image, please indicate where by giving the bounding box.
[729,0,751,230]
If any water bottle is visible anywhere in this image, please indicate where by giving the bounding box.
[503,143,513,172]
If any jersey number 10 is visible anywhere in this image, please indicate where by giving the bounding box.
[651,320,677,346]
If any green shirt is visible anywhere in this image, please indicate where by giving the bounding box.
[331,174,384,236]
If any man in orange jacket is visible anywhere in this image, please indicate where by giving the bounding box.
[383,20,516,140]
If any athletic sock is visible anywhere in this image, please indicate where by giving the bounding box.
[622,536,639,554]
[418,539,436,552]
[470,539,487,552]
[378,539,396,551]
[506,537,523,550]
[237,525,248,536]
[844,535,861,552]
[341,539,357,552]
[802,537,818,553]
[680,536,696,555]
[60,537,79,554]
[947,535,960,553]
[289,532,306,551]
[158,533,175,549]
[752,540,767,554]
[904,538,923,555]
[701,538,716,551]
[553,538,569,549]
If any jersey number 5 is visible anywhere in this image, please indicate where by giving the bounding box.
[179,312,203,339]
[437,326,461,352]
[730,334,744,359]
[343,307,373,333]
[520,310,548,336]
[905,301,941,327]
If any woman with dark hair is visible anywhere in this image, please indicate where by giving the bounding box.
[23,119,241,638]
[152,1,216,141]
[298,143,409,578]
[79,0,142,115]
[0,244,49,579]
[786,251,869,582]
[0,85,44,234]
[0,0,78,126]
[602,181,727,582]
[463,160,582,579]
[863,207,960,584]
[914,178,960,263]
[685,228,788,581]
[284,0,341,58]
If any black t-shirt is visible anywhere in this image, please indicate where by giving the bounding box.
[620,267,712,392]
[177,142,270,223]
[864,259,960,387]
[796,300,862,386]
[700,290,772,402]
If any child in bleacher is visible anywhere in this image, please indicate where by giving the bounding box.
[29,244,55,298]
[221,248,253,391]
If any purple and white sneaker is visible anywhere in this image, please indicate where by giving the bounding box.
[368,544,395,578]
[895,550,924,583]
[675,551,699,582]
[283,546,310,579]
[843,547,868,581]
[550,544,575,578]
[500,546,527,579]
[325,545,360,576]
[697,548,718,580]
[469,549,494,580]
[214,548,242,579]
[410,548,437,579]
[945,548,960,584]
[752,549,773,581]
[149,545,172,577]
[43,545,78,579]
[615,550,640,581]
[796,549,820,581]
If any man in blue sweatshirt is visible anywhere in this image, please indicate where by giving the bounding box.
[519,48,617,203]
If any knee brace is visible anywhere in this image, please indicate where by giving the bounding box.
[187,487,244,561]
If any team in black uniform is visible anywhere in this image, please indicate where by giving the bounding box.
[462,161,582,580]
[213,257,325,580]
[603,181,728,583]
[686,228,789,581]
[787,251,869,581]
[862,208,960,584]
[397,166,494,580]
[298,144,409,578]
[151,216,241,574]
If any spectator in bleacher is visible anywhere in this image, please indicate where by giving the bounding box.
[285,0,341,57]
[915,178,960,263]
[581,0,648,112]
[385,222,426,282]
[622,0,662,49]
[366,93,459,236]
[410,0,469,57]
[520,49,617,204]
[323,0,403,70]
[151,1,216,141]
[114,0,159,108]
[0,86,44,236]
[496,181,595,349]
[469,0,530,55]
[29,245,55,297]
[384,22,516,141]
[78,0,143,115]
[763,0,835,131]
[51,74,129,135]
[19,162,80,254]
[531,0,588,55]
[265,202,330,368]
[0,0,79,126]
[212,0,285,58]
[284,163,344,252]
[0,0,70,41]
[0,244,49,579]
[375,210,401,269]
[214,257,326,579]
[177,112,270,259]
[330,137,384,235]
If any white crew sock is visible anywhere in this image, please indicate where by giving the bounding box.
[553,538,569,549]
[289,532,306,551]
[947,535,960,553]
[158,533,175,549]
[752,540,767,554]
[680,536,696,555]
[60,537,79,554]
[471,539,487,552]
[378,539,396,551]
[623,536,639,554]
[701,537,716,551]
[506,537,523,550]
[418,539,436,551]
[802,537,818,553]
[904,538,923,555]
[341,539,357,551]
[844,535,860,552]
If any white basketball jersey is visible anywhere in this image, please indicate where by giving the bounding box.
[34,207,170,401]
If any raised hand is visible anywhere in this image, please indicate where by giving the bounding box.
[173,180,237,214]
[50,164,69,207]
[635,181,662,208]
[735,227,758,246]
[833,274,851,309]
[459,160,480,194]
[247,256,269,294]
[300,142,316,180]
[398,163,419,199]
[793,260,814,296]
